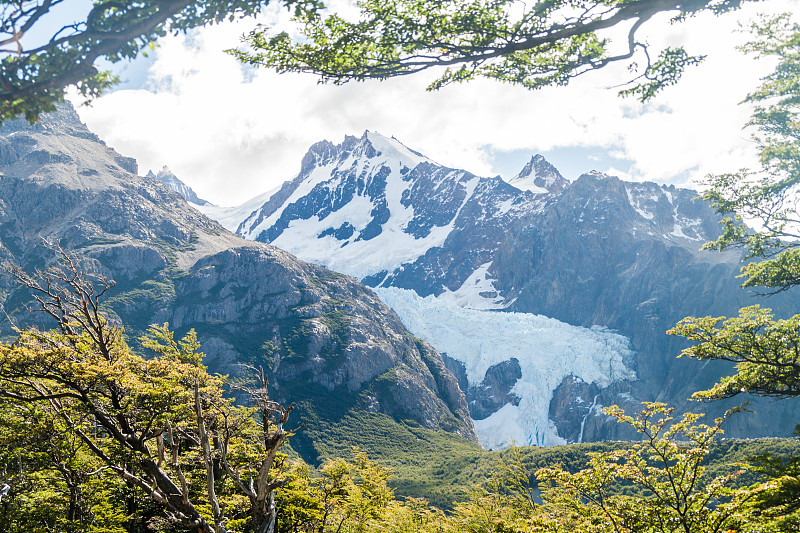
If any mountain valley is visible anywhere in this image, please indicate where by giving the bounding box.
[192,131,800,447]
[0,106,478,469]
[2,104,795,458]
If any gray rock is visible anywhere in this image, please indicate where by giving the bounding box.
[0,106,479,456]
[222,132,800,443]
[467,358,522,420]
[148,166,210,206]
[548,375,602,444]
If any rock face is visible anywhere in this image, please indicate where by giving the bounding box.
[492,173,798,441]
[0,106,478,460]
[204,131,552,292]
[203,132,799,446]
[508,154,569,195]
[444,355,523,420]
[148,166,211,206]
[548,376,602,444]
[466,359,523,420]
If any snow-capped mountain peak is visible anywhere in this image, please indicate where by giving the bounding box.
[364,130,431,167]
[298,131,430,176]
[229,132,496,279]
[508,154,570,195]
[208,134,567,293]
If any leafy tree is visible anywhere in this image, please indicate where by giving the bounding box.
[668,15,800,403]
[0,399,129,532]
[0,251,295,533]
[699,14,800,294]
[273,450,396,533]
[670,306,800,400]
[536,403,756,533]
[440,404,768,533]
[447,447,537,533]
[0,0,321,123]
[234,0,751,100]
[661,19,800,531]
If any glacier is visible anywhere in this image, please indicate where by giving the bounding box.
[374,287,636,449]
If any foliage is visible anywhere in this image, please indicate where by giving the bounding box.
[0,0,322,123]
[234,0,750,100]
[290,405,486,508]
[699,14,800,291]
[0,398,129,532]
[446,447,537,533]
[670,16,800,405]
[271,449,400,533]
[0,252,294,533]
[658,18,800,531]
[2,316,799,533]
[742,453,800,532]
[0,4,798,532]
[537,403,757,533]
[669,306,800,399]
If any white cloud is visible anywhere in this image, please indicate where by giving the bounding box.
[75,1,798,205]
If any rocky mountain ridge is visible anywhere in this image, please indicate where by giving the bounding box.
[149,165,211,206]
[196,131,799,446]
[0,106,478,462]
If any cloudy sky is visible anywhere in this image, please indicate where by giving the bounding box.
[71,0,798,206]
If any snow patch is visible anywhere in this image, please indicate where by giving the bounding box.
[366,131,429,167]
[195,186,279,232]
[509,176,549,194]
[374,287,636,449]
[264,171,479,278]
[669,217,704,241]
[437,262,507,310]
[218,133,482,277]
[241,158,360,240]
[625,185,658,221]
[269,192,454,278]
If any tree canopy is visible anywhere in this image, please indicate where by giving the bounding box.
[0,252,295,532]
[668,15,800,404]
[699,14,800,293]
[234,0,753,100]
[0,0,767,123]
[0,0,319,123]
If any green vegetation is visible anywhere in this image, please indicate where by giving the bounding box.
[75,236,125,248]
[234,0,751,100]
[0,252,799,532]
[0,0,778,123]
[660,15,800,531]
[0,0,324,123]
[152,233,200,268]
[0,256,295,533]
[320,309,349,359]
[668,15,800,406]
[275,314,312,362]
[301,406,800,511]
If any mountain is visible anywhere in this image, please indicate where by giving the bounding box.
[0,106,478,464]
[508,154,569,195]
[148,165,211,205]
[203,131,800,447]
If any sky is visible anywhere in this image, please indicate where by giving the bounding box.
[64,0,800,207]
